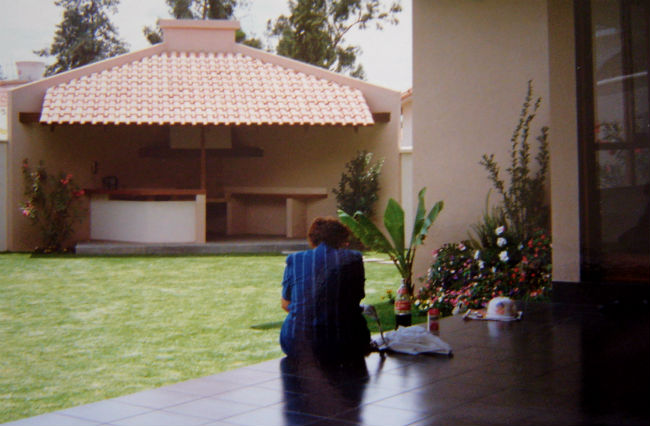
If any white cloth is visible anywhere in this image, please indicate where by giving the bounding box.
[463,310,523,321]
[373,325,452,355]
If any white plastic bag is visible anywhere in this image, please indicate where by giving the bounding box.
[373,325,452,355]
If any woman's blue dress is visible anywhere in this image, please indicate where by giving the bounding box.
[280,243,371,362]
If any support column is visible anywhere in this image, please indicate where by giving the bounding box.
[286,198,307,238]
[195,194,206,243]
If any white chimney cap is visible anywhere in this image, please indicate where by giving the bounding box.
[16,61,45,81]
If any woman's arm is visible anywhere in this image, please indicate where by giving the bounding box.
[281,298,290,312]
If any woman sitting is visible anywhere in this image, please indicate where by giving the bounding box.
[280,217,371,364]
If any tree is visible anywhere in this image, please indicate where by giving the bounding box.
[143,0,262,48]
[333,150,383,218]
[268,0,401,79]
[36,0,128,76]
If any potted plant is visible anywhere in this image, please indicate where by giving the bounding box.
[338,188,443,324]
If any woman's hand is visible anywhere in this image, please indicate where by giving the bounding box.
[281,298,290,312]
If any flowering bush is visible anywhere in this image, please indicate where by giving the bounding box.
[20,159,86,252]
[425,242,479,291]
[416,227,552,314]
[381,289,395,304]
[418,83,553,316]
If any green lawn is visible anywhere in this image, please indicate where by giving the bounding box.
[0,252,402,423]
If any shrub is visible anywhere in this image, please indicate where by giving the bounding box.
[333,150,383,218]
[479,80,550,242]
[20,159,86,252]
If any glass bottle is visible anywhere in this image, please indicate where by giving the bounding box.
[394,280,412,328]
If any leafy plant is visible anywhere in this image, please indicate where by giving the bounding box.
[20,159,86,252]
[479,80,550,242]
[381,289,395,304]
[333,150,384,218]
[339,187,443,296]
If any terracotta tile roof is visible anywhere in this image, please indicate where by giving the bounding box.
[40,52,374,126]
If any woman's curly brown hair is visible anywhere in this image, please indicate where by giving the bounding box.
[307,217,351,248]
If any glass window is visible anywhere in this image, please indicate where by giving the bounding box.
[580,0,649,282]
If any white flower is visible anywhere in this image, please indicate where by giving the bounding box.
[474,250,481,260]
[518,243,524,250]
[497,237,507,247]
[492,266,497,273]
[458,243,466,251]
[495,226,505,236]
[499,250,509,262]
[479,260,485,269]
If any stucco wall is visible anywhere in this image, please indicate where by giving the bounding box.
[0,141,6,251]
[400,96,414,239]
[412,0,552,280]
[220,124,398,221]
[547,0,581,282]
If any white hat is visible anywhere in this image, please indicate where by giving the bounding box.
[486,297,520,320]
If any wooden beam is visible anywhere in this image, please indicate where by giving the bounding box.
[85,188,206,197]
[18,112,41,123]
[200,127,207,190]
[372,112,391,123]
[138,144,264,159]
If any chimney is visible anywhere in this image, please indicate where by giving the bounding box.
[159,19,240,52]
[16,61,45,81]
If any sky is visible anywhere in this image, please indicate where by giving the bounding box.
[0,0,412,92]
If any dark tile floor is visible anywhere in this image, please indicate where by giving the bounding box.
[4,302,649,426]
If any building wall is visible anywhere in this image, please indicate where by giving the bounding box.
[220,124,398,224]
[400,95,414,240]
[1,89,8,251]
[412,0,554,280]
[547,0,581,282]
[0,141,6,251]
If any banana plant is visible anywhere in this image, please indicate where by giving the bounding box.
[338,188,443,296]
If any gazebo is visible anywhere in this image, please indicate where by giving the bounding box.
[6,20,400,250]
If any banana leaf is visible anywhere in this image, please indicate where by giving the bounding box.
[338,188,443,295]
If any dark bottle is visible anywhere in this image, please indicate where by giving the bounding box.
[394,280,412,328]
